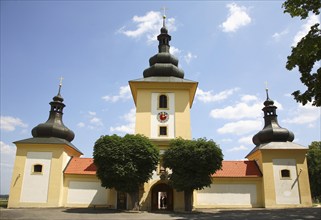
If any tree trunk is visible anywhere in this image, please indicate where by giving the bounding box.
[184,189,193,212]
[129,190,140,211]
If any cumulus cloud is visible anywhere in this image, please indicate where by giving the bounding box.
[238,135,254,145]
[283,103,320,125]
[220,3,251,32]
[77,111,104,130]
[184,52,197,64]
[170,46,181,57]
[0,141,16,155]
[227,145,249,152]
[292,14,320,46]
[0,116,28,131]
[110,108,136,134]
[217,120,262,136]
[272,28,289,42]
[196,87,239,103]
[118,11,176,43]
[102,85,131,102]
[210,101,262,120]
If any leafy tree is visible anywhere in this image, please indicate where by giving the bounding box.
[163,138,223,211]
[307,141,321,201]
[93,134,159,210]
[282,0,321,106]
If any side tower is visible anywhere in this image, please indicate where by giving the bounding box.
[246,89,312,207]
[8,82,82,208]
[129,15,198,151]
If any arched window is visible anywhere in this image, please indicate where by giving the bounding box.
[159,95,168,109]
[33,164,43,173]
[281,169,290,178]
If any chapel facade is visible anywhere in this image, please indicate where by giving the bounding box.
[8,16,312,210]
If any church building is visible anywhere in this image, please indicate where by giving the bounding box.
[8,16,312,210]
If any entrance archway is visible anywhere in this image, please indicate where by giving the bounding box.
[151,183,173,211]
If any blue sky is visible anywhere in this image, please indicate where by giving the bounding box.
[1,1,320,194]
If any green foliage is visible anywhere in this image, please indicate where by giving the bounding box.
[93,134,159,193]
[282,0,321,106]
[307,141,321,200]
[163,138,223,192]
[283,0,320,19]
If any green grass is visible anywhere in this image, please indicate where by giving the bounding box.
[0,199,8,208]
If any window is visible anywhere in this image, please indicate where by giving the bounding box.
[159,95,168,109]
[280,169,290,179]
[159,126,167,136]
[33,164,43,174]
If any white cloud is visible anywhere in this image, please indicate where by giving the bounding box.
[78,111,104,130]
[220,3,251,32]
[283,103,320,125]
[169,46,181,57]
[110,108,136,134]
[0,141,16,155]
[77,122,85,128]
[227,145,249,152]
[184,52,197,64]
[118,11,177,43]
[210,101,262,120]
[241,94,258,103]
[0,116,28,131]
[272,28,289,42]
[292,14,320,46]
[217,120,262,135]
[238,135,254,145]
[196,87,239,103]
[102,85,131,102]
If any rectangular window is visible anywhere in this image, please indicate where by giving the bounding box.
[280,169,291,179]
[159,126,167,136]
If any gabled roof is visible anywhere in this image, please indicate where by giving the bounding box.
[64,157,96,175]
[212,161,262,178]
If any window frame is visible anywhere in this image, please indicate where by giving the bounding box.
[158,94,169,110]
[159,126,168,136]
[280,169,291,179]
[32,164,43,175]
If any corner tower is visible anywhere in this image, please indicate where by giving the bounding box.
[246,89,312,208]
[8,81,82,208]
[129,15,198,148]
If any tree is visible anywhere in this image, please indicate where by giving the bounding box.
[163,138,223,211]
[93,134,159,209]
[282,0,321,106]
[307,141,321,201]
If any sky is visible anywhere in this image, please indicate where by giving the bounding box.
[1,1,320,194]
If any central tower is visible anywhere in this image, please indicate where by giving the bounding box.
[129,15,198,149]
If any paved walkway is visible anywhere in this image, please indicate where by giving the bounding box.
[1,207,320,220]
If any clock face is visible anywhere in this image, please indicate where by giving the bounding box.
[157,112,169,123]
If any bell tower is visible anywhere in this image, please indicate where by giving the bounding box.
[129,15,198,148]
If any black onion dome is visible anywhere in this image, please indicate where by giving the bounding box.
[252,90,294,146]
[143,15,184,79]
[32,85,75,142]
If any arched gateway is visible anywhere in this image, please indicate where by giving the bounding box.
[151,183,173,211]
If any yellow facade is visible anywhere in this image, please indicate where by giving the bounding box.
[8,143,81,208]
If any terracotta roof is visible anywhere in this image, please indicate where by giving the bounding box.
[64,158,262,178]
[64,157,96,175]
[213,161,262,178]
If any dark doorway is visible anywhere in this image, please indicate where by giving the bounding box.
[151,183,173,211]
[117,192,127,210]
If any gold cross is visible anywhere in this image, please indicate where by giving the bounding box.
[59,76,64,86]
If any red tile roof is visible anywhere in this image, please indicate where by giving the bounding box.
[213,160,262,178]
[64,158,262,178]
[64,157,97,175]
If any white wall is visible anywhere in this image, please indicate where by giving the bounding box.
[151,93,175,138]
[272,159,300,205]
[197,184,257,205]
[67,181,108,205]
[20,152,52,203]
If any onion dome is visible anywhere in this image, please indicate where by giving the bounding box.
[32,81,75,142]
[252,89,294,146]
[143,15,184,79]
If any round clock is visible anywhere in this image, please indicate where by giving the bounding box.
[157,112,169,123]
